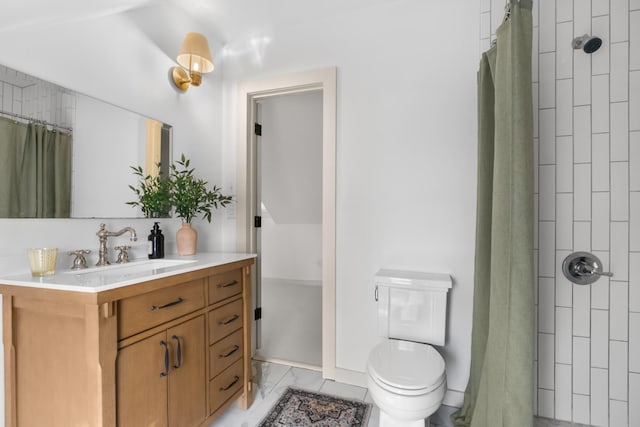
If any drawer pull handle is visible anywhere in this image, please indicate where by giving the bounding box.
[160,340,169,377]
[218,345,240,359]
[218,314,240,326]
[172,335,182,369]
[219,375,240,391]
[217,280,238,289]
[151,297,184,311]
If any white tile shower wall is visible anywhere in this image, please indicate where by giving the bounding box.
[631,374,640,426]
[0,65,75,129]
[479,1,637,426]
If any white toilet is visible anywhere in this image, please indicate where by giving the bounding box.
[366,269,452,427]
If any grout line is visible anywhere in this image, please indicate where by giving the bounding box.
[609,338,630,343]
[587,5,594,424]
[568,7,576,412]
[627,4,632,422]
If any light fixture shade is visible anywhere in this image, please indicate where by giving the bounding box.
[176,32,214,73]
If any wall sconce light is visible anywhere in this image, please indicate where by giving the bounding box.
[171,32,214,91]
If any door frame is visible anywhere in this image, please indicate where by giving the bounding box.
[235,67,337,379]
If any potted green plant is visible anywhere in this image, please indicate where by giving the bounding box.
[126,165,172,218]
[170,154,232,255]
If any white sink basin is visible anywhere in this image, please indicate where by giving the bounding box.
[65,259,197,277]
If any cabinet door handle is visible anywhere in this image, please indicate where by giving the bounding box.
[160,340,169,377]
[171,335,182,369]
[217,280,238,289]
[218,314,240,326]
[218,345,240,359]
[219,375,240,391]
[151,297,184,311]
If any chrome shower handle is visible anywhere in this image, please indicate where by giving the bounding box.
[574,262,613,277]
[562,251,614,285]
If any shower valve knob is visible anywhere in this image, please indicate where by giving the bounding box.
[573,262,612,277]
[562,251,613,285]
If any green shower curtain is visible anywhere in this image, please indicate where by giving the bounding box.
[0,117,27,217]
[0,117,72,218]
[453,1,534,427]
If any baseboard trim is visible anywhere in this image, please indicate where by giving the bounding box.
[253,354,322,372]
[333,367,368,387]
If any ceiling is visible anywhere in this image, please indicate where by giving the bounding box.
[2,0,400,46]
[167,0,399,44]
[0,0,152,32]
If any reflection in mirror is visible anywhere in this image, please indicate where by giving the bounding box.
[0,64,172,218]
[0,68,74,218]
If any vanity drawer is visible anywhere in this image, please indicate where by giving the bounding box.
[209,359,244,415]
[209,329,243,379]
[119,279,206,339]
[208,299,243,344]
[208,269,243,304]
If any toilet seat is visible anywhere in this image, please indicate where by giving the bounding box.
[367,339,446,396]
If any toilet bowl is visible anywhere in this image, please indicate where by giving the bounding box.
[367,339,446,427]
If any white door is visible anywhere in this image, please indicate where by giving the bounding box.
[237,67,337,379]
[254,90,323,367]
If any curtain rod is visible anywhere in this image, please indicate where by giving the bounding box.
[0,110,72,133]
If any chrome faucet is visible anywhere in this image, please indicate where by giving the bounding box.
[96,223,137,266]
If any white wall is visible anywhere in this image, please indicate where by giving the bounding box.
[481,1,639,426]
[259,91,323,281]
[220,0,479,394]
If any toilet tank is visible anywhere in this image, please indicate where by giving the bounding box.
[375,269,452,346]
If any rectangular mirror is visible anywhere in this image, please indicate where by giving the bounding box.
[0,64,172,218]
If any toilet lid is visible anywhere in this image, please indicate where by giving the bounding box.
[368,340,445,391]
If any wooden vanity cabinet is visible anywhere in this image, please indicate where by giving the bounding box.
[0,257,254,427]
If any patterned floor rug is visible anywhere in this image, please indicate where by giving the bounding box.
[258,387,371,426]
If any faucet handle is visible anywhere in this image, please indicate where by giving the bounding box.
[114,246,131,264]
[68,249,91,270]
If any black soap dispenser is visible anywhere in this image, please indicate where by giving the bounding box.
[148,222,165,259]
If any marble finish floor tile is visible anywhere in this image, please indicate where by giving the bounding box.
[534,417,593,427]
[320,380,368,401]
[211,361,590,427]
[210,361,372,426]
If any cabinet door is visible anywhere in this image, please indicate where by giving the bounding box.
[168,315,207,427]
[117,330,169,427]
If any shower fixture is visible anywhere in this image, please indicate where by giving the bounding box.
[572,34,602,53]
[562,251,613,285]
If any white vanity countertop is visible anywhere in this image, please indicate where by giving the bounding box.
[0,252,256,293]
